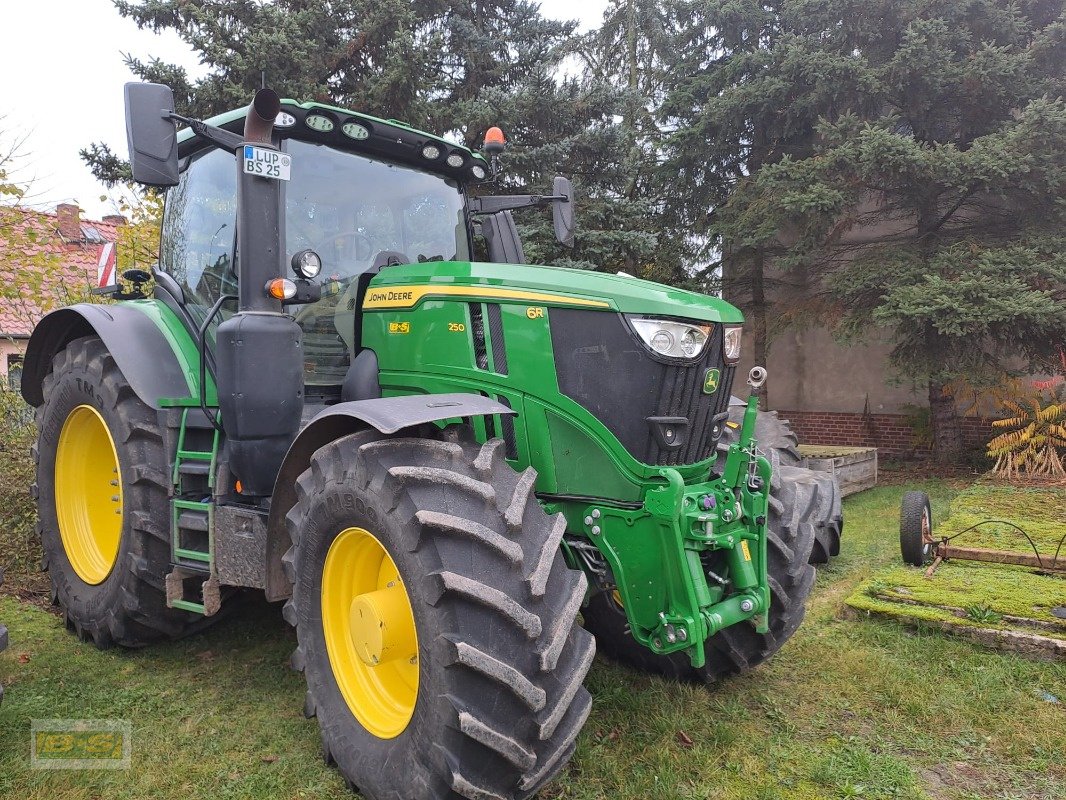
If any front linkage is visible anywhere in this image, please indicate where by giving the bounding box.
[556,367,772,668]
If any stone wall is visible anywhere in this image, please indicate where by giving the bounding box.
[779,409,994,457]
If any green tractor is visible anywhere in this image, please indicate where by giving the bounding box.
[20,84,840,798]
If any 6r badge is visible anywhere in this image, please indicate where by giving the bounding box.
[703,368,721,394]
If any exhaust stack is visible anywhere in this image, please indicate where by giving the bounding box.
[245,88,280,144]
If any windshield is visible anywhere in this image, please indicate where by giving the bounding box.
[160,140,470,391]
[285,140,470,387]
[285,140,469,274]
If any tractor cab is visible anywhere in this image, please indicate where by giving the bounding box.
[163,101,484,401]
[150,94,575,408]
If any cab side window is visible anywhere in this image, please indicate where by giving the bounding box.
[159,148,237,322]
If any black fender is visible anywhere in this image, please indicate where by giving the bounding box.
[262,393,515,600]
[21,304,192,408]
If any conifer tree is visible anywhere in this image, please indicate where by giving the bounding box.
[85,0,658,274]
[723,0,1066,458]
[661,0,866,385]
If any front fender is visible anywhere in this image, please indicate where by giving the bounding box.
[20,302,198,408]
[262,393,515,600]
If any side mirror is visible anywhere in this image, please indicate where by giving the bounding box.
[124,82,179,187]
[552,176,576,248]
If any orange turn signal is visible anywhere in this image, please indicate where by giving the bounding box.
[266,278,297,300]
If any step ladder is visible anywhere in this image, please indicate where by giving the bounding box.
[166,407,222,615]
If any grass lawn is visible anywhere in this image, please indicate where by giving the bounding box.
[1,478,1064,800]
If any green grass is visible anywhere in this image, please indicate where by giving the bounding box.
[847,481,1066,643]
[2,479,1065,800]
[937,483,1066,553]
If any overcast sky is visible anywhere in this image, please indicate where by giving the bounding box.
[2,0,607,220]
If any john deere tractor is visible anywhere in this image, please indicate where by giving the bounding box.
[20,84,841,799]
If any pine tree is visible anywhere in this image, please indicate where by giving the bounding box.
[729,0,1066,458]
[570,0,693,284]
[660,0,868,392]
[86,0,659,274]
[84,0,448,185]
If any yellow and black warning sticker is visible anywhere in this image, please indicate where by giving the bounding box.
[363,284,610,310]
[740,540,752,562]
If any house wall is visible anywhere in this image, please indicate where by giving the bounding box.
[749,326,924,415]
[723,197,1019,457]
[778,408,993,457]
[0,338,26,388]
[734,325,998,456]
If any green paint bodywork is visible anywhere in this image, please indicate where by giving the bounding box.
[122,299,218,406]
[360,260,770,666]
[366,260,744,323]
[119,254,769,666]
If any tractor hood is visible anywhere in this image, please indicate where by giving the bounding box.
[364,261,744,324]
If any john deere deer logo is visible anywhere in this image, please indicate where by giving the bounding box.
[703,368,720,394]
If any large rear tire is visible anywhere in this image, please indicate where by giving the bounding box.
[581,462,817,684]
[284,429,595,800]
[34,336,212,648]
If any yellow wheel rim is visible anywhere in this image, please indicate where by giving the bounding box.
[54,404,123,585]
[322,526,419,739]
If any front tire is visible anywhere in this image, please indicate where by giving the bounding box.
[34,336,214,648]
[721,401,844,563]
[284,430,595,800]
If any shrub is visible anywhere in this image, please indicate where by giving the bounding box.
[0,385,40,578]
[988,385,1066,479]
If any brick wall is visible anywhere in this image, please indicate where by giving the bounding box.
[777,409,994,457]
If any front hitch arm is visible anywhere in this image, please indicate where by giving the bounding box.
[572,367,774,668]
[658,366,773,661]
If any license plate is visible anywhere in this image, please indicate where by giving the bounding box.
[242,145,291,181]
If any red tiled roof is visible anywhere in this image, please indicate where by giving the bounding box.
[0,208,123,337]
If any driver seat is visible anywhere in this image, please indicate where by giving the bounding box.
[339,250,411,404]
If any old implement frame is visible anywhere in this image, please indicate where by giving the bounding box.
[899,490,1066,578]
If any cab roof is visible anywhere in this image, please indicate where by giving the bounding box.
[176,99,490,185]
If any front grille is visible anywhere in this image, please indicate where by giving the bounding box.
[549,308,735,466]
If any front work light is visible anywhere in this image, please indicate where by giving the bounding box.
[291,249,322,279]
[630,318,712,360]
[723,325,742,364]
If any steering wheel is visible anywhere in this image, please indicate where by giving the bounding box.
[314,230,374,280]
